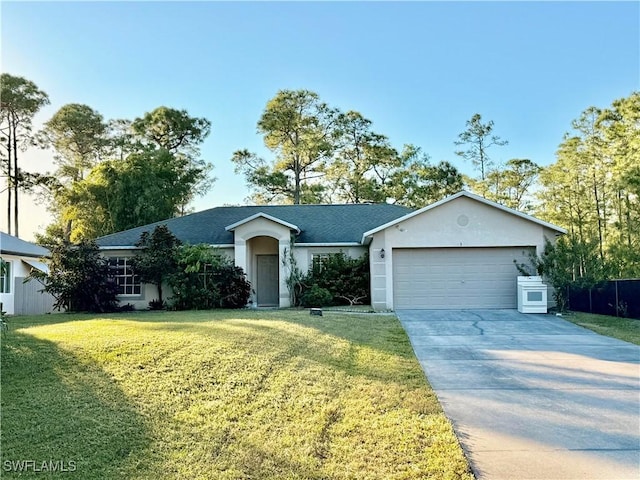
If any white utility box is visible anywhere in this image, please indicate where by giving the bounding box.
[517,276,548,313]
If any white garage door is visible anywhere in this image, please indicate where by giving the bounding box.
[393,247,535,309]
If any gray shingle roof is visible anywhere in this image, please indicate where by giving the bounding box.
[0,232,50,258]
[96,203,414,247]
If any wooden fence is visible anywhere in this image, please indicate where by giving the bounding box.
[14,277,56,315]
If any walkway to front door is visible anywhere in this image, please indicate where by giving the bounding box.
[396,309,640,480]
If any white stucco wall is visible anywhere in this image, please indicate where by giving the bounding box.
[1,254,26,314]
[369,196,563,310]
[0,254,53,315]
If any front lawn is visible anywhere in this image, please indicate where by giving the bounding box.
[1,310,472,479]
[563,311,640,345]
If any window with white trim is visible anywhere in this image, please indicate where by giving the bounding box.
[0,259,11,293]
[109,257,141,296]
[311,253,331,272]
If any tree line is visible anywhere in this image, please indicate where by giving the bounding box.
[536,92,640,282]
[230,89,544,212]
[1,74,212,242]
[231,89,465,207]
[1,73,638,281]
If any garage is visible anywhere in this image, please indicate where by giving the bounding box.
[363,191,566,311]
[393,247,536,309]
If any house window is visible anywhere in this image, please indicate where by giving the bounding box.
[198,263,215,287]
[0,259,11,294]
[311,253,331,272]
[109,257,141,296]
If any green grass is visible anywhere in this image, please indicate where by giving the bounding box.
[564,311,640,345]
[1,310,473,479]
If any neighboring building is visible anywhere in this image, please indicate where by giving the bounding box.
[96,191,566,311]
[0,232,55,315]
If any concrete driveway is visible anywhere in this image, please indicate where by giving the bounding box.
[396,309,640,480]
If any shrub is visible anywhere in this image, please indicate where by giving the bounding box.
[1,304,8,337]
[217,265,252,308]
[29,240,119,313]
[168,244,251,310]
[516,237,604,312]
[300,252,370,306]
[131,225,181,306]
[300,285,333,307]
[148,299,165,310]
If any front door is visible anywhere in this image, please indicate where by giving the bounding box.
[257,255,279,306]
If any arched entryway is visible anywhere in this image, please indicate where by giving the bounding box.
[247,236,279,307]
[226,212,299,308]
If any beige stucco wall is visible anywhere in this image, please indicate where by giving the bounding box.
[246,236,279,305]
[103,246,233,310]
[291,245,366,272]
[102,238,368,311]
[231,217,294,307]
[232,217,368,307]
[369,196,562,310]
[102,248,151,310]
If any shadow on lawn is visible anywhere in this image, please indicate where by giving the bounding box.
[135,308,416,357]
[8,309,425,390]
[288,310,416,357]
[0,331,151,479]
[5,310,171,329]
[139,310,430,390]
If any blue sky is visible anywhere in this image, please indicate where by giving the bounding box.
[2,1,639,240]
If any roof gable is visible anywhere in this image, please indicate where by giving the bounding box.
[225,212,301,234]
[362,191,566,242]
